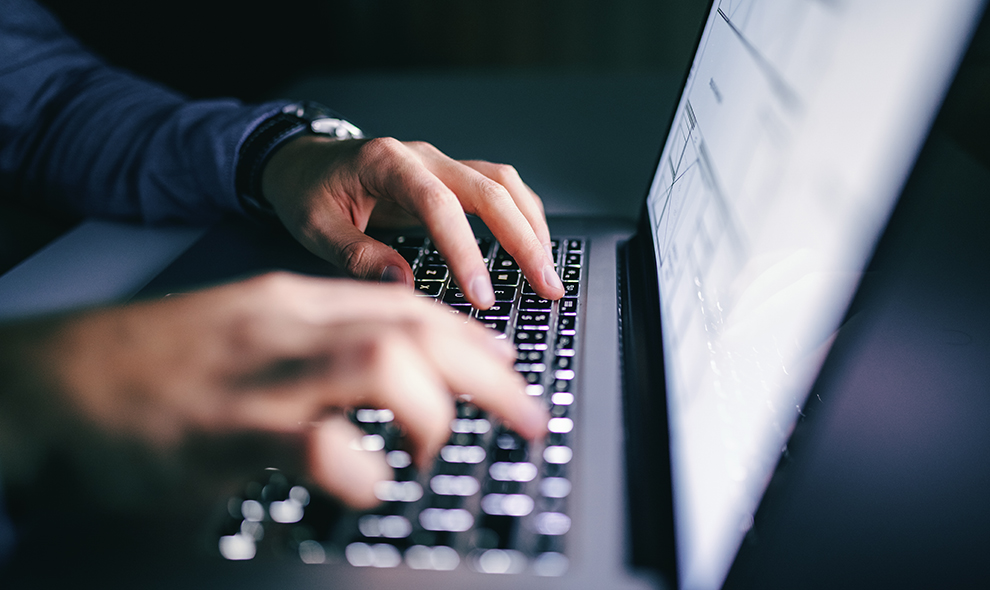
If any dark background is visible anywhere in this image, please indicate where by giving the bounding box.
[37,0,710,101]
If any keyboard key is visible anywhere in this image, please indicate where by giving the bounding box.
[358,514,413,539]
[559,298,578,314]
[492,286,517,301]
[533,551,569,577]
[535,512,571,536]
[557,316,576,335]
[419,508,474,532]
[516,342,549,351]
[562,282,579,296]
[406,544,460,571]
[564,253,582,267]
[476,302,512,319]
[440,445,486,464]
[553,356,573,370]
[565,239,583,252]
[492,257,519,271]
[495,431,524,450]
[481,494,534,517]
[416,265,449,282]
[421,253,446,266]
[442,289,471,305]
[548,417,573,433]
[560,267,580,282]
[490,270,520,286]
[556,334,575,349]
[519,296,552,310]
[517,349,545,363]
[456,403,480,419]
[543,446,572,464]
[446,304,472,318]
[540,477,572,499]
[514,330,548,346]
[519,371,542,384]
[516,312,551,327]
[479,319,508,333]
[345,542,402,568]
[430,475,481,497]
[374,480,424,502]
[451,418,491,434]
[489,462,538,482]
[415,281,443,297]
[521,281,537,295]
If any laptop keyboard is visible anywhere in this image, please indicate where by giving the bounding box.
[217,236,584,577]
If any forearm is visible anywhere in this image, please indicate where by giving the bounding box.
[0,0,285,224]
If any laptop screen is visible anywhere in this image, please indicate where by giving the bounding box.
[645,1,984,588]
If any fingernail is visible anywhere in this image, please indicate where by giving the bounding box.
[543,263,564,294]
[381,265,404,284]
[469,274,496,309]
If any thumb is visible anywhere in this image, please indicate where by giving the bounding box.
[307,415,392,510]
[304,216,414,286]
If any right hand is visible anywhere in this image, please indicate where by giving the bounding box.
[261,136,566,309]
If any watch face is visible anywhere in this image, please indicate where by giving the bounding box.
[282,101,364,140]
[310,117,364,140]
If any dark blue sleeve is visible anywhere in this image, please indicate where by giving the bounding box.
[0,0,290,224]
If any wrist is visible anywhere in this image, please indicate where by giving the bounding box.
[236,102,364,219]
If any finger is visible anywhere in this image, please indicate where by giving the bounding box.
[344,325,455,467]
[366,140,495,308]
[461,160,552,248]
[412,318,549,441]
[300,213,414,286]
[307,414,391,509]
[418,154,564,301]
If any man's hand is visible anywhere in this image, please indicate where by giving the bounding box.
[0,273,547,511]
[261,136,566,309]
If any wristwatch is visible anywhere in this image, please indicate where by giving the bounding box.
[236,101,365,217]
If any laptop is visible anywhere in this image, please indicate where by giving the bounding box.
[13,1,984,588]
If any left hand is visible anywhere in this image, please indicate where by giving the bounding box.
[261,136,566,309]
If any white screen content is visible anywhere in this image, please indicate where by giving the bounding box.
[646,2,983,588]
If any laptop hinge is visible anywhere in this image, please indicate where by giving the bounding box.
[617,207,678,583]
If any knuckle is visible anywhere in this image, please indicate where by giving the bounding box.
[476,178,512,211]
[251,271,298,297]
[406,140,432,152]
[417,182,456,211]
[340,239,375,276]
[489,163,519,183]
[361,136,404,161]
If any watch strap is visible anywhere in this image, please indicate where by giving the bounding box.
[235,102,363,219]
